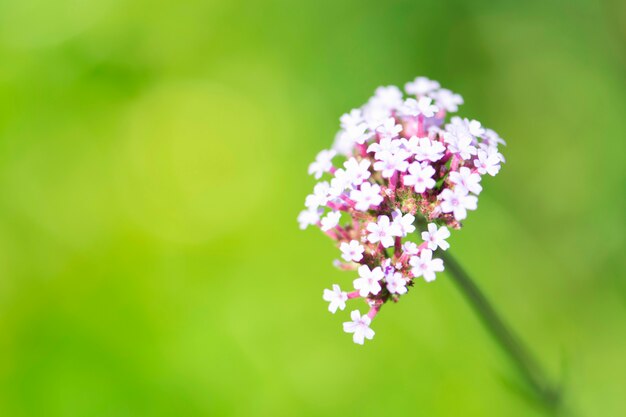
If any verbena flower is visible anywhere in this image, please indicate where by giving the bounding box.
[300,77,505,344]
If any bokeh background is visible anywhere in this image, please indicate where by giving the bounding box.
[0,0,625,416]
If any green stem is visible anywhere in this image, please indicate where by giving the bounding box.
[440,251,563,413]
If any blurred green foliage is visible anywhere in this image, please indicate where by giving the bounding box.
[0,0,625,416]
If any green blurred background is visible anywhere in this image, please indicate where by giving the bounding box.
[0,0,625,416]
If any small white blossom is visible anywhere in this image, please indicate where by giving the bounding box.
[408,137,446,162]
[350,182,383,211]
[386,272,408,295]
[372,85,404,109]
[340,240,365,262]
[367,215,399,248]
[439,188,478,220]
[305,181,332,209]
[344,158,371,186]
[402,97,438,118]
[340,109,363,130]
[405,76,440,96]
[448,116,484,138]
[345,123,372,145]
[431,88,463,112]
[402,241,420,255]
[343,310,375,345]
[474,149,502,176]
[410,249,444,282]
[320,211,341,231]
[373,150,410,178]
[332,130,356,156]
[329,168,352,196]
[444,131,477,160]
[376,117,403,140]
[362,102,391,130]
[308,149,336,179]
[403,162,436,193]
[449,167,482,194]
[482,128,506,148]
[298,207,323,230]
[391,209,416,237]
[353,265,384,296]
[421,223,451,251]
[467,119,485,137]
[323,284,348,313]
[367,137,402,158]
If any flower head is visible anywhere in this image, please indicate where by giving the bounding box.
[300,76,505,343]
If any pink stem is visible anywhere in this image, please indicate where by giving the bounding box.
[394,236,402,257]
[339,194,356,208]
[450,155,461,171]
[389,171,398,197]
[327,201,348,211]
[336,225,351,240]
[417,115,424,137]
[367,304,381,319]
[357,143,368,157]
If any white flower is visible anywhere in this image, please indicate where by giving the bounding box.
[329,168,351,196]
[308,149,336,179]
[421,223,451,251]
[386,272,408,295]
[340,240,365,262]
[482,128,506,148]
[323,284,348,313]
[350,182,383,211]
[408,137,446,162]
[401,97,438,118]
[439,188,478,220]
[391,209,416,237]
[448,116,484,138]
[340,109,363,130]
[297,207,322,230]
[320,211,341,231]
[444,131,477,160]
[449,167,482,194]
[332,130,356,156]
[362,102,391,130]
[376,117,403,139]
[344,158,371,186]
[373,150,410,178]
[467,119,485,137]
[405,76,440,96]
[353,265,384,296]
[474,149,502,176]
[372,85,404,109]
[345,122,372,145]
[367,137,402,158]
[410,249,444,282]
[431,88,463,112]
[343,310,375,345]
[402,241,420,255]
[366,215,398,248]
[305,181,332,209]
[403,162,436,193]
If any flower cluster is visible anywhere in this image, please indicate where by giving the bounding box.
[299,77,505,344]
